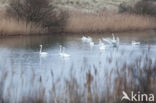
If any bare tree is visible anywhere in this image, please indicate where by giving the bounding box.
[7,0,68,31]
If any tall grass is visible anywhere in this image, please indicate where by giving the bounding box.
[65,11,156,33]
[0,18,47,36]
[0,50,155,103]
[0,10,155,35]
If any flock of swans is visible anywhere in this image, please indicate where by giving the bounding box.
[40,44,70,58]
[39,33,141,58]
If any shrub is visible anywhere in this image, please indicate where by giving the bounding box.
[7,0,68,31]
[119,0,156,16]
[134,0,156,16]
[119,2,133,13]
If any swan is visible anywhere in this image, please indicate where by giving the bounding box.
[112,33,116,43]
[59,45,70,58]
[39,45,48,56]
[111,33,120,47]
[103,34,120,47]
[132,41,140,45]
[111,34,117,44]
[89,41,94,47]
[81,36,87,41]
[116,37,120,45]
[99,39,106,50]
[87,36,92,42]
[102,38,112,44]
[81,36,92,42]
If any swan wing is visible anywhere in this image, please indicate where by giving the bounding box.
[102,38,112,44]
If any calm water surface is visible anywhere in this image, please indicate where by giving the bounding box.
[0,31,156,74]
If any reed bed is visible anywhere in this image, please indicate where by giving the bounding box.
[65,11,156,33]
[0,18,46,36]
[0,49,155,103]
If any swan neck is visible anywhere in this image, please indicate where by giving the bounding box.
[60,46,62,53]
[40,46,42,53]
[63,47,65,53]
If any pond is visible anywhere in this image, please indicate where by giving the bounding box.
[0,30,156,102]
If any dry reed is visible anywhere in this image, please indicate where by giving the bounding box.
[65,11,156,33]
[0,18,47,36]
[0,50,155,103]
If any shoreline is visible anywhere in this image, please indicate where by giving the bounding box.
[0,28,156,38]
[62,28,156,35]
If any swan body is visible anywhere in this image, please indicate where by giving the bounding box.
[102,34,120,47]
[40,45,48,56]
[59,53,70,57]
[102,38,112,44]
[81,36,92,42]
[81,36,87,41]
[99,44,106,50]
[89,41,94,47]
[99,39,106,50]
[111,33,120,47]
[87,36,92,42]
[132,41,140,45]
[59,45,70,58]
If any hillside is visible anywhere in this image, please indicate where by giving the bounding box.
[0,0,140,12]
[53,0,140,12]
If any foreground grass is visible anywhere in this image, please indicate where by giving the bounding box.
[0,50,155,103]
[65,11,156,33]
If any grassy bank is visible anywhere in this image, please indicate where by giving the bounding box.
[65,11,156,34]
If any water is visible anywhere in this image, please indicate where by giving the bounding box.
[0,31,156,102]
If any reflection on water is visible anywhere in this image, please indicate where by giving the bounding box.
[0,31,156,102]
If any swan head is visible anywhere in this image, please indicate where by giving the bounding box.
[63,47,65,51]
[99,39,102,43]
[60,45,63,50]
[40,45,42,47]
[60,45,62,48]
[112,33,115,36]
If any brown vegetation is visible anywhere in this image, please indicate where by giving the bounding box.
[0,18,46,36]
[0,50,155,103]
[65,11,156,33]
[0,0,156,35]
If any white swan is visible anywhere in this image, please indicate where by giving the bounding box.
[81,36,92,42]
[89,41,94,47]
[40,45,48,56]
[102,34,120,47]
[81,36,87,41]
[59,45,70,58]
[111,33,120,47]
[112,33,116,43]
[99,39,105,50]
[102,38,112,44]
[87,36,92,42]
[132,41,140,45]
